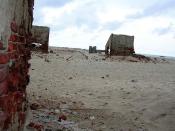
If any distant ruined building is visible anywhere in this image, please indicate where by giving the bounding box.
[89,46,97,53]
[31,25,50,53]
[105,34,135,56]
[0,0,49,130]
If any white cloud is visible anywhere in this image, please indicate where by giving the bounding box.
[115,16,175,55]
[49,25,111,49]
[97,7,138,24]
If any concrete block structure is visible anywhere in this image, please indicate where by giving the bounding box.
[105,34,135,56]
[0,0,34,130]
[31,25,50,53]
[89,46,97,53]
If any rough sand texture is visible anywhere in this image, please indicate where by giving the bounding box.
[26,47,175,131]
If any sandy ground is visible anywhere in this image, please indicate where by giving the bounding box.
[26,47,175,131]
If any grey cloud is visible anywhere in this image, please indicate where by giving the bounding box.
[153,23,175,35]
[102,21,123,30]
[128,0,175,19]
[35,0,72,8]
[51,1,100,31]
[33,0,72,25]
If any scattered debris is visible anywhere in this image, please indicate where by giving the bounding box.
[131,80,138,83]
[102,58,106,61]
[68,77,73,80]
[27,122,44,131]
[37,55,44,59]
[26,109,78,130]
[88,93,93,96]
[102,102,108,106]
[58,114,67,122]
[30,103,40,110]
[55,109,60,114]
[44,58,50,62]
[90,116,95,120]
[66,56,73,61]
[78,51,89,60]
[106,74,109,77]
[128,59,138,62]
[126,92,131,95]
[49,50,54,53]
[61,101,67,104]
[132,54,151,62]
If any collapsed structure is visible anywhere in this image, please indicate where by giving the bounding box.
[0,0,34,130]
[31,25,50,53]
[105,34,135,56]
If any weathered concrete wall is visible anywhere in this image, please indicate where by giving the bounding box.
[105,34,135,55]
[31,25,50,53]
[105,35,112,55]
[89,46,97,53]
[0,0,34,130]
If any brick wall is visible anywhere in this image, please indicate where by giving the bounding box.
[0,0,34,130]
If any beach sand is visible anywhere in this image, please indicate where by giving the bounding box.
[26,47,175,131]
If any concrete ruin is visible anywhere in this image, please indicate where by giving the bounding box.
[0,0,34,130]
[31,25,50,53]
[89,46,97,53]
[105,34,135,56]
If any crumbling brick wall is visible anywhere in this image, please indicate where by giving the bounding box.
[105,34,135,56]
[31,25,50,53]
[0,0,34,130]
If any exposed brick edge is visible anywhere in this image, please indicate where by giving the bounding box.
[0,0,34,129]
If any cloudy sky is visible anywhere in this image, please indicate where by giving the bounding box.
[33,0,175,57]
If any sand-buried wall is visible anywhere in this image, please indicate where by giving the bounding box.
[0,0,34,130]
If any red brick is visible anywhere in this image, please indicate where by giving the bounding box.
[18,112,26,126]
[9,34,18,42]
[10,21,18,33]
[8,51,18,60]
[0,80,8,96]
[8,72,20,89]
[9,34,25,43]
[0,111,10,129]
[8,42,17,52]
[0,111,8,124]
[0,41,3,50]
[18,25,25,36]
[0,53,9,64]
[19,36,25,43]
[0,65,8,82]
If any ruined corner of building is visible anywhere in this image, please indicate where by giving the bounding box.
[0,0,50,130]
[105,33,135,56]
[31,25,50,53]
